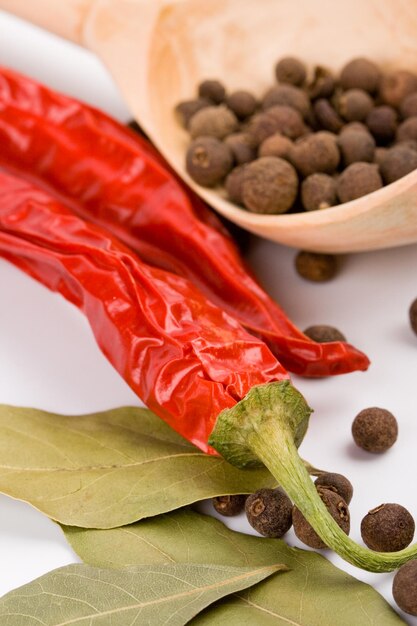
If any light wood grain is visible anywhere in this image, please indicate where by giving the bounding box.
[1,0,417,252]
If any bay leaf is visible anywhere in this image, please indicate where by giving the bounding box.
[63,509,405,626]
[0,562,283,626]
[0,405,275,528]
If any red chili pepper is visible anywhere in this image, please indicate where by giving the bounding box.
[0,66,370,378]
[0,168,287,453]
[0,166,412,574]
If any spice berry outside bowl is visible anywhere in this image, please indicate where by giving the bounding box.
[2,0,417,253]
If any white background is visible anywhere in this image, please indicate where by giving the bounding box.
[0,10,416,624]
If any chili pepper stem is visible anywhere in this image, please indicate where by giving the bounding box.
[209,380,417,573]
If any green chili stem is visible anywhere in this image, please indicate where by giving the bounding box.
[210,380,417,573]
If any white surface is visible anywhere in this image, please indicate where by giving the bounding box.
[0,10,416,624]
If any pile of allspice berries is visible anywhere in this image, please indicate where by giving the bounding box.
[175,57,417,214]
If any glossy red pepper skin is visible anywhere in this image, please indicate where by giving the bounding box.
[0,170,288,453]
[0,67,370,378]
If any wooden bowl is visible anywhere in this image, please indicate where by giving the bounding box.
[2,0,417,252]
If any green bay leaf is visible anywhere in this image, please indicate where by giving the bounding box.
[0,405,275,528]
[63,509,405,626]
[0,562,282,626]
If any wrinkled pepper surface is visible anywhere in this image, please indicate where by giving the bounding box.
[0,66,370,377]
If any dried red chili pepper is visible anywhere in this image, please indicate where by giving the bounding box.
[0,168,414,573]
[0,169,287,452]
[0,66,370,378]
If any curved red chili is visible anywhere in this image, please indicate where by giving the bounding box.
[0,169,287,453]
[0,66,370,378]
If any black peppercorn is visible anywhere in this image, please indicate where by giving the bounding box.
[366,105,397,144]
[258,133,293,160]
[262,84,310,119]
[337,88,374,122]
[245,488,293,537]
[301,173,337,211]
[338,129,375,166]
[175,98,212,128]
[198,79,226,104]
[295,251,338,282]
[313,99,344,133]
[304,325,347,344]
[340,58,380,93]
[308,65,335,100]
[189,105,239,140]
[212,494,247,517]
[337,162,382,203]
[361,503,415,552]
[293,487,350,549]
[226,90,257,119]
[241,157,298,214]
[314,472,353,504]
[225,165,246,205]
[352,407,398,453]
[186,136,233,187]
[379,70,417,107]
[409,298,417,336]
[224,133,256,165]
[275,56,306,87]
[380,145,417,184]
[290,131,340,177]
[393,560,417,616]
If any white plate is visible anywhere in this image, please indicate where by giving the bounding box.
[0,10,416,624]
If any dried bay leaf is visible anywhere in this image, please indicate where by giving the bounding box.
[0,405,275,527]
[63,509,406,626]
[0,562,283,626]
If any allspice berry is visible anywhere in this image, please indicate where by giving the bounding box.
[337,88,374,122]
[379,145,417,184]
[396,116,417,143]
[189,105,239,139]
[241,156,298,214]
[266,105,306,139]
[275,56,306,87]
[313,99,344,133]
[226,90,257,119]
[212,494,247,517]
[361,503,415,552]
[186,136,233,187]
[198,79,226,104]
[379,70,417,107]
[338,129,375,166]
[409,297,417,336]
[337,162,382,203]
[248,105,305,144]
[314,472,353,504]
[374,147,388,168]
[290,131,340,177]
[175,98,212,128]
[293,487,350,549]
[304,325,347,344]
[225,165,246,205]
[400,92,417,118]
[308,65,335,100]
[258,133,293,159]
[301,173,337,211]
[225,133,256,165]
[352,407,398,453]
[245,488,293,538]
[393,560,417,616]
[295,251,338,282]
[366,105,398,144]
[340,57,381,93]
[262,84,311,118]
